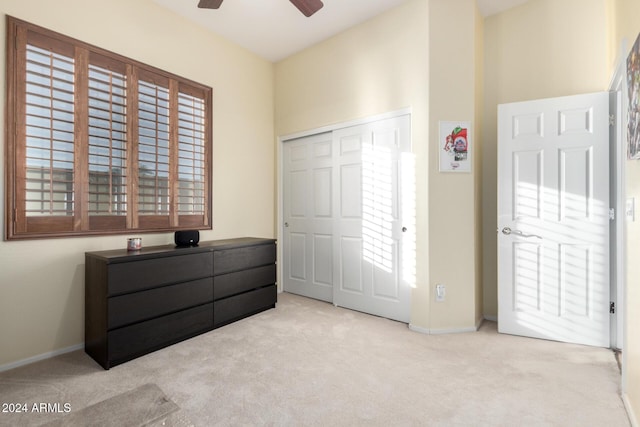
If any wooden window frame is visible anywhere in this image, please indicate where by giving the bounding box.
[5,16,212,240]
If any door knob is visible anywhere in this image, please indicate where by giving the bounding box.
[502,227,542,239]
[402,227,407,232]
[284,222,289,228]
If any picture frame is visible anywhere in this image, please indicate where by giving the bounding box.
[439,121,472,172]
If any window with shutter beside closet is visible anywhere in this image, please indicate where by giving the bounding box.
[5,16,212,240]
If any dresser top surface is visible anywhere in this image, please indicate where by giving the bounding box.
[86,237,276,263]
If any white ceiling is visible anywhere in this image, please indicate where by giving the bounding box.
[153,0,530,62]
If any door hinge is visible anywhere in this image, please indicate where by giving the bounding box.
[609,208,615,220]
[609,114,615,126]
[610,301,616,314]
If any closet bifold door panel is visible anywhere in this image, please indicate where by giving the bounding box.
[282,132,334,303]
[282,114,412,323]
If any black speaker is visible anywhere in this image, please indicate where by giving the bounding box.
[175,230,200,247]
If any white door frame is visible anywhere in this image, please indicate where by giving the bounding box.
[608,41,629,382]
[609,88,625,352]
[276,108,412,295]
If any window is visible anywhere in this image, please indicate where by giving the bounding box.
[5,17,212,239]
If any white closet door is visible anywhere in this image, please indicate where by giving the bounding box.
[282,114,412,323]
[333,115,412,322]
[282,132,334,302]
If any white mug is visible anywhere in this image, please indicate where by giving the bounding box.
[127,238,142,251]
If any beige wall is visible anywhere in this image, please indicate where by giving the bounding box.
[475,7,485,327]
[0,0,275,367]
[482,0,610,318]
[613,0,640,422]
[427,0,483,331]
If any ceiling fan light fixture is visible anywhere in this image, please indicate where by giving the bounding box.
[290,0,324,17]
[198,0,224,9]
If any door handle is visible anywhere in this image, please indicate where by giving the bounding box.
[501,227,542,239]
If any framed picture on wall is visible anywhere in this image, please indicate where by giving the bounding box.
[439,121,472,172]
[628,32,640,160]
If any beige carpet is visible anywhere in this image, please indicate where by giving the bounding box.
[0,292,630,426]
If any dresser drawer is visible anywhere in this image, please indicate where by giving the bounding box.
[108,252,213,295]
[108,303,213,366]
[214,243,276,275]
[214,264,276,300]
[214,284,276,328]
[108,278,213,329]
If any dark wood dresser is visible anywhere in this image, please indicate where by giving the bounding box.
[85,237,276,369]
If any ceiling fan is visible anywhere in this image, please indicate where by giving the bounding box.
[198,0,324,17]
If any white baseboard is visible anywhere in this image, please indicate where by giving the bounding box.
[429,326,479,335]
[0,343,84,373]
[623,393,639,427]
[484,315,497,322]
[408,323,480,335]
[408,324,430,334]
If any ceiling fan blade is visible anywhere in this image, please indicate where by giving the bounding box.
[198,0,223,9]
[290,0,324,17]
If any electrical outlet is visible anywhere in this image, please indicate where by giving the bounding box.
[436,284,445,302]
[627,198,636,222]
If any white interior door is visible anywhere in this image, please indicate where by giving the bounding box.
[282,132,334,302]
[333,116,411,323]
[497,92,610,347]
[282,114,412,323]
